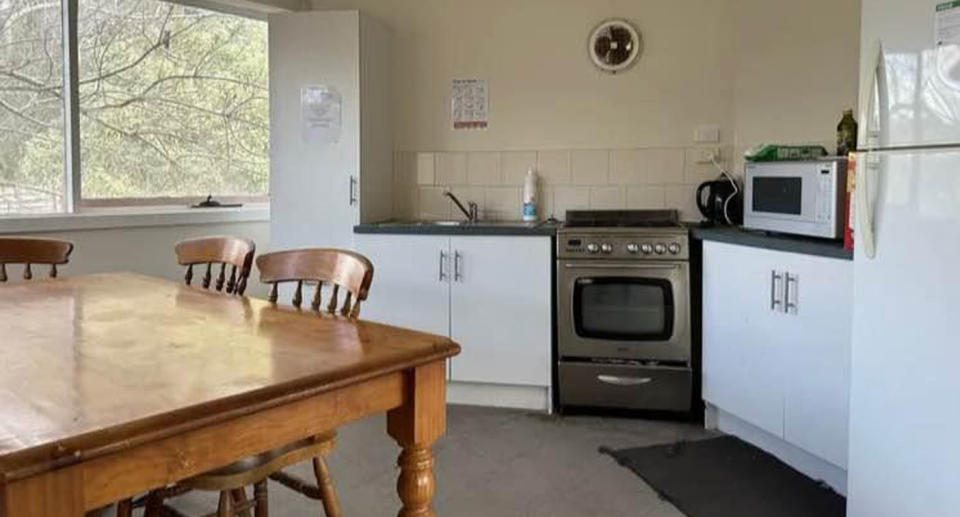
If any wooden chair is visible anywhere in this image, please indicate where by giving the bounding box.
[0,237,73,282]
[145,248,374,517]
[175,237,255,295]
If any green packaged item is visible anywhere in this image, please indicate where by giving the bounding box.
[744,144,829,162]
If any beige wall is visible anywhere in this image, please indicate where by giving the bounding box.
[308,0,860,220]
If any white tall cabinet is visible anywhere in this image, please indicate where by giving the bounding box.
[355,234,553,411]
[702,240,852,492]
[268,11,392,251]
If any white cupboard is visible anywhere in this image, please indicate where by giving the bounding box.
[703,240,852,470]
[355,234,553,408]
[449,236,551,387]
[268,11,392,251]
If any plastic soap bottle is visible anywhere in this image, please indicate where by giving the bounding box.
[522,168,539,222]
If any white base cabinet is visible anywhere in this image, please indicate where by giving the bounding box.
[355,234,552,409]
[703,240,853,473]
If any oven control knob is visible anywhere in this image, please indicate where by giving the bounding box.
[640,243,653,255]
[626,243,640,254]
[600,243,614,254]
[586,243,600,254]
[668,243,681,255]
[654,243,667,255]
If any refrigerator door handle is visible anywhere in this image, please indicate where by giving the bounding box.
[857,45,885,260]
[864,45,888,150]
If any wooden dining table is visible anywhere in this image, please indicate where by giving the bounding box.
[0,273,460,517]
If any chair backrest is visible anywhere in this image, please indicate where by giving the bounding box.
[256,248,374,319]
[175,236,255,295]
[0,238,74,282]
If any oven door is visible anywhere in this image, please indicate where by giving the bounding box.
[557,260,691,362]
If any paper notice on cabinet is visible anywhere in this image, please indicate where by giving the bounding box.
[301,86,341,143]
[451,79,488,130]
[936,1,960,46]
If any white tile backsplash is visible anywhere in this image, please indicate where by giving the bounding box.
[501,151,537,186]
[626,186,666,209]
[589,186,625,209]
[416,152,435,185]
[536,150,571,185]
[436,152,467,186]
[610,149,645,185]
[571,149,610,186]
[395,146,712,221]
[553,186,590,218]
[467,152,501,186]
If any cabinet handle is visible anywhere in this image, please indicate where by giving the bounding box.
[770,270,783,311]
[439,251,448,282]
[785,273,798,314]
[597,375,652,386]
[349,176,358,206]
[454,250,463,282]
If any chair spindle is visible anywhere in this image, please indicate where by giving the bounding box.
[293,280,303,308]
[202,263,212,289]
[268,283,278,303]
[50,264,58,278]
[0,264,6,283]
[226,265,237,293]
[311,282,323,311]
[185,264,194,285]
[23,263,32,280]
[216,263,226,292]
[327,284,339,314]
[340,292,352,317]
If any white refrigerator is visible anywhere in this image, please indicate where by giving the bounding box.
[848,1,960,515]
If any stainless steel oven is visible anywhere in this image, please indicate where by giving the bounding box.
[556,210,693,413]
[557,259,690,363]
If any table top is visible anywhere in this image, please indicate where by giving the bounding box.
[0,273,459,477]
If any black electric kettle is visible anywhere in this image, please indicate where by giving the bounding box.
[696,174,743,225]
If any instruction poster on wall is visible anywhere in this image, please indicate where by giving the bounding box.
[301,85,341,143]
[936,1,960,46]
[452,79,488,130]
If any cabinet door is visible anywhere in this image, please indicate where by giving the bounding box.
[269,11,359,250]
[782,255,852,468]
[449,236,552,387]
[354,235,450,337]
[702,241,785,437]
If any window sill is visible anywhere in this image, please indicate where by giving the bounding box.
[0,204,270,234]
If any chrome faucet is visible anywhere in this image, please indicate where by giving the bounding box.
[443,190,479,223]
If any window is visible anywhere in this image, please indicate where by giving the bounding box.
[0,0,66,214]
[0,0,267,216]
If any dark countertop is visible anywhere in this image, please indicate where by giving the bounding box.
[690,225,853,261]
[354,220,560,236]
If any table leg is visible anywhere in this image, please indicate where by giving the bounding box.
[387,361,447,517]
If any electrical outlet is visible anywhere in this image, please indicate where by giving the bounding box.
[696,147,721,164]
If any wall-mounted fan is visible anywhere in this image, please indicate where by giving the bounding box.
[588,19,642,74]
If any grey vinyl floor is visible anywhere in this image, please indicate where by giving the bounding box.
[158,405,714,517]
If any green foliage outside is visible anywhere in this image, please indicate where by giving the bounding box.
[0,0,268,211]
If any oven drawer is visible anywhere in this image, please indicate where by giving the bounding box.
[558,362,692,411]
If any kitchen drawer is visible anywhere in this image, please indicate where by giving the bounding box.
[558,362,692,411]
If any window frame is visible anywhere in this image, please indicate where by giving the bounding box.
[47,0,270,215]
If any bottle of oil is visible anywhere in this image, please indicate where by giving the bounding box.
[837,109,858,156]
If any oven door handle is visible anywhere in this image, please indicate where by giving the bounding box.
[597,375,653,386]
[563,264,681,270]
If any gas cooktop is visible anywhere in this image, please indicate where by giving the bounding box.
[562,209,684,229]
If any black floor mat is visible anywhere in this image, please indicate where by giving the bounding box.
[601,436,845,517]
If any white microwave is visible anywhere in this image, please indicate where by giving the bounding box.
[743,158,847,239]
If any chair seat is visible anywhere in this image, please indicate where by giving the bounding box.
[181,433,336,491]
